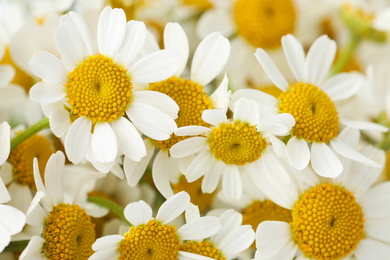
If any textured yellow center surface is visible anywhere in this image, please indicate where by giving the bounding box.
[8,134,53,190]
[242,200,292,248]
[279,82,339,143]
[65,54,133,124]
[233,0,296,49]
[43,203,95,260]
[149,76,212,150]
[207,120,267,165]
[180,240,226,260]
[119,219,180,260]
[291,183,364,260]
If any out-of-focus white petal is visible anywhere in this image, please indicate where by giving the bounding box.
[29,82,66,104]
[116,20,146,66]
[29,51,67,83]
[222,166,242,201]
[322,73,361,100]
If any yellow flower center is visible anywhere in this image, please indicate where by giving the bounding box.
[242,200,292,249]
[148,76,213,151]
[278,82,339,143]
[207,120,267,166]
[8,134,54,190]
[43,203,96,260]
[181,0,213,11]
[119,219,180,260]
[172,176,216,213]
[291,183,365,260]
[65,54,133,125]
[233,0,296,49]
[180,240,225,260]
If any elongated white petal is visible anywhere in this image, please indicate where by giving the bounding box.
[0,176,10,203]
[322,73,361,100]
[186,150,215,182]
[89,248,120,260]
[211,209,242,245]
[92,235,123,251]
[164,22,189,76]
[116,20,146,66]
[282,34,306,82]
[129,49,179,83]
[178,216,221,240]
[222,166,242,201]
[124,143,154,187]
[256,221,291,257]
[261,149,291,184]
[202,160,223,193]
[90,123,118,163]
[233,98,260,126]
[364,217,390,243]
[97,6,126,57]
[132,90,179,119]
[29,82,66,104]
[0,121,10,166]
[202,109,227,126]
[178,251,215,260]
[175,126,210,136]
[360,182,390,218]
[267,134,286,158]
[210,74,230,110]
[156,191,190,224]
[305,35,336,86]
[64,116,92,164]
[19,235,45,260]
[124,200,153,226]
[311,142,343,178]
[255,48,289,91]
[44,151,65,205]
[29,51,67,83]
[0,65,14,86]
[259,113,295,136]
[191,32,230,85]
[170,137,208,158]
[354,239,390,260]
[340,118,388,132]
[286,137,310,170]
[127,103,177,141]
[25,191,46,226]
[152,150,174,199]
[331,139,380,167]
[219,225,255,256]
[49,107,71,138]
[0,223,11,253]
[0,205,25,235]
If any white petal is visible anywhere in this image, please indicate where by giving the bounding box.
[129,49,179,83]
[97,6,126,57]
[185,150,214,182]
[311,142,343,178]
[210,74,230,110]
[256,221,292,257]
[6,183,32,213]
[282,34,306,82]
[222,166,242,201]
[44,151,65,205]
[0,121,10,166]
[132,90,179,119]
[340,118,388,132]
[286,137,310,170]
[233,98,260,126]
[255,48,289,91]
[196,9,235,39]
[0,205,25,236]
[0,223,11,252]
[219,225,255,256]
[178,251,215,260]
[211,209,242,245]
[152,150,174,199]
[25,191,46,226]
[0,65,14,86]
[191,32,230,86]
[89,248,120,260]
[116,20,146,66]
[322,73,361,100]
[49,107,71,137]
[0,176,10,204]
[178,216,221,240]
[90,123,118,163]
[124,200,153,226]
[331,139,380,167]
[123,142,154,186]
[354,239,390,260]
[360,182,390,218]
[230,89,279,117]
[156,191,190,224]
[0,84,26,109]
[169,137,208,158]
[29,51,67,83]
[373,8,390,31]
[175,126,210,136]
[127,103,177,140]
[259,113,295,136]
[261,149,291,184]
[92,235,123,251]
[364,217,390,243]
[305,35,336,86]
[202,109,227,126]
[164,22,189,76]
[19,236,45,260]
[112,117,146,162]
[267,134,286,158]
[29,82,66,104]
[202,160,223,193]
[64,116,92,164]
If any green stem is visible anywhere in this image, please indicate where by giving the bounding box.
[87,196,131,226]
[330,34,361,76]
[10,117,50,151]
[3,240,29,252]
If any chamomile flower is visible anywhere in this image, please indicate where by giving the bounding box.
[29,6,180,168]
[170,97,295,201]
[123,22,230,198]
[232,34,387,178]
[90,191,222,260]
[254,144,390,260]
[19,151,105,259]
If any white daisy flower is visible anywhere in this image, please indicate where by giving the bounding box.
[255,143,390,260]
[232,34,387,178]
[123,22,231,198]
[90,191,222,260]
[170,97,295,201]
[29,6,180,168]
[19,151,105,259]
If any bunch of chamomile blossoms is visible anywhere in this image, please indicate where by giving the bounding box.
[2,0,390,260]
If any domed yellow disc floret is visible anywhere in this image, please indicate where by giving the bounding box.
[149,76,213,151]
[291,183,364,260]
[207,120,267,166]
[180,239,225,260]
[8,134,54,190]
[65,54,133,124]
[119,219,180,260]
[43,203,96,260]
[279,82,339,143]
[242,200,292,248]
[233,0,296,49]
